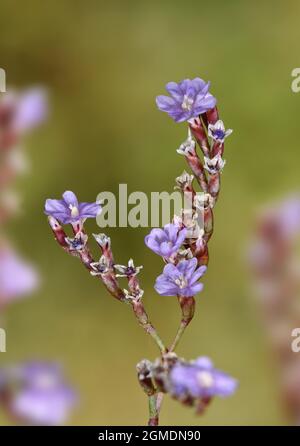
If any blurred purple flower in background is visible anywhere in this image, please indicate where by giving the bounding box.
[277,196,300,237]
[156,78,216,122]
[170,356,237,400]
[44,190,101,224]
[145,223,187,258]
[155,258,207,297]
[0,362,76,426]
[11,88,47,133]
[0,86,78,426]
[249,194,300,424]
[0,247,39,305]
[0,88,47,144]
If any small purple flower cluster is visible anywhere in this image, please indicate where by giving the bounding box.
[144,223,207,297]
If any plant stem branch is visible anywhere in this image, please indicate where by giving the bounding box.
[169,296,195,352]
[131,300,167,354]
[148,394,159,426]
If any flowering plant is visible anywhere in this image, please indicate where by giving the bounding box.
[45,76,237,425]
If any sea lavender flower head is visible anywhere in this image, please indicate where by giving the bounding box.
[169,356,237,401]
[114,259,143,278]
[208,120,232,143]
[44,191,101,225]
[0,247,39,305]
[156,78,217,122]
[6,362,76,426]
[155,258,207,297]
[203,154,226,175]
[145,223,187,258]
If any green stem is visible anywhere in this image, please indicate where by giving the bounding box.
[169,319,189,352]
[148,395,159,426]
[131,300,167,354]
[169,296,195,352]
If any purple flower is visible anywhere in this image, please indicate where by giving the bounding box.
[44,190,101,224]
[156,78,217,122]
[0,247,39,305]
[11,88,47,133]
[7,362,76,426]
[155,258,207,297]
[170,356,237,400]
[145,223,187,258]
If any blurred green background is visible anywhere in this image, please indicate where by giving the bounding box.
[1,0,300,425]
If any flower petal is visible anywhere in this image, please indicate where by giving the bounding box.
[152,228,168,243]
[176,258,197,278]
[194,356,214,370]
[144,235,161,255]
[159,242,173,257]
[165,82,183,103]
[62,191,78,207]
[214,372,238,397]
[162,262,179,279]
[192,78,210,94]
[190,265,207,283]
[156,95,177,112]
[44,199,68,216]
[189,282,204,295]
[175,227,187,246]
[194,93,217,114]
[163,223,178,243]
[154,276,179,296]
[178,79,192,93]
[78,202,101,218]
